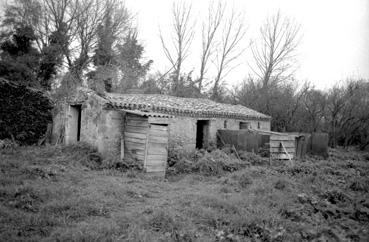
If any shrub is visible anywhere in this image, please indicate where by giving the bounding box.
[167,148,253,176]
[0,139,19,150]
[170,158,193,174]
[238,151,268,166]
[0,79,53,145]
[167,141,189,167]
[194,153,224,176]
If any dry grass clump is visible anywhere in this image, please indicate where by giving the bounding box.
[167,148,255,176]
[238,150,270,166]
[349,179,369,192]
[274,179,289,190]
[238,173,253,189]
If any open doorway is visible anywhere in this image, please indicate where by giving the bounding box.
[69,104,82,143]
[196,120,209,149]
[239,121,250,130]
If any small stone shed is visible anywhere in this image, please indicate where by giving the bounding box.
[53,88,271,171]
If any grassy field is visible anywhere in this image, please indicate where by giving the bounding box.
[0,144,369,241]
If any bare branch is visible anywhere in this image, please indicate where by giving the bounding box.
[158,1,195,95]
[197,1,224,92]
[250,11,301,87]
[212,7,246,101]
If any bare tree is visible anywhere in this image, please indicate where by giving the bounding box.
[159,1,195,95]
[302,88,326,132]
[250,11,300,87]
[336,80,369,148]
[211,8,246,101]
[326,85,348,147]
[197,1,224,92]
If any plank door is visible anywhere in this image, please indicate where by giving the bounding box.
[269,135,295,160]
[124,114,148,164]
[145,124,169,173]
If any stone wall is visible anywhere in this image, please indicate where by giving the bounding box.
[59,90,271,156]
[62,93,123,158]
[64,105,80,145]
[169,117,198,150]
[97,109,123,157]
[168,116,271,151]
[52,107,66,144]
[79,94,103,148]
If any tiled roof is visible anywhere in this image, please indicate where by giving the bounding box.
[105,93,270,120]
[122,109,174,118]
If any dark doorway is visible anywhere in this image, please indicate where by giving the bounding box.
[196,120,209,149]
[71,105,82,142]
[239,122,250,130]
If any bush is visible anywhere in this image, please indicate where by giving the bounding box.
[0,139,18,150]
[0,79,53,145]
[61,143,103,169]
[194,152,224,176]
[114,157,143,171]
[170,158,193,174]
[238,151,269,166]
[167,148,251,176]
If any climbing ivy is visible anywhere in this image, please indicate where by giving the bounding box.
[0,79,53,145]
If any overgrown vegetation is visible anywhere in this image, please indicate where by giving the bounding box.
[1,144,368,241]
[0,79,53,145]
[167,145,272,176]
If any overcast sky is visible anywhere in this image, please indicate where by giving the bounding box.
[125,0,369,90]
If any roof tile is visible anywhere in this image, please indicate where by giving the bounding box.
[106,93,270,120]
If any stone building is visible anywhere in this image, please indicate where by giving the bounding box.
[53,88,271,164]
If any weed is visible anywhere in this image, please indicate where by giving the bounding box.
[168,148,249,176]
[238,174,253,189]
[0,186,44,212]
[148,209,182,236]
[349,179,369,192]
[274,179,289,190]
[238,150,269,166]
[219,186,232,193]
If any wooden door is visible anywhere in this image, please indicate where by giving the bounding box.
[124,114,148,164]
[145,124,169,173]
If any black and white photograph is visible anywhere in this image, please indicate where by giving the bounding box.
[0,0,368,241]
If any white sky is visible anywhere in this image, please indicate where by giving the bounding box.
[125,0,369,90]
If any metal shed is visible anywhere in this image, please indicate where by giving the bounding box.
[122,110,172,175]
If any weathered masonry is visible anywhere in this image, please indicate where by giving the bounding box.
[53,88,271,173]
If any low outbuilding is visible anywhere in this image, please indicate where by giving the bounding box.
[53,88,271,173]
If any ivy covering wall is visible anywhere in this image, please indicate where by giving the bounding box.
[0,79,53,145]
